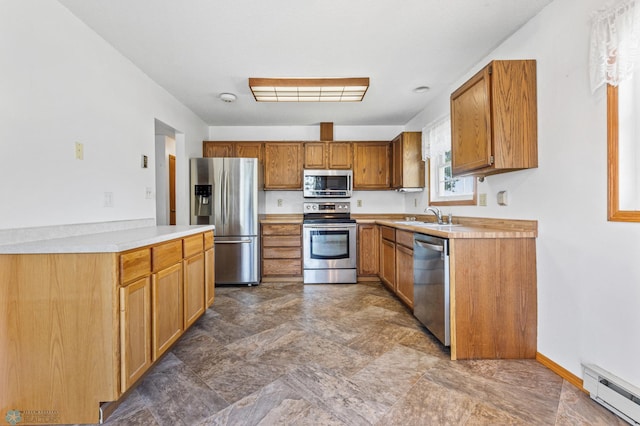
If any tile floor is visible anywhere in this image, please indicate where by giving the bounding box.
[100,282,627,425]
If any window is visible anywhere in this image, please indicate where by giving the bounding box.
[423,117,476,206]
[591,0,640,221]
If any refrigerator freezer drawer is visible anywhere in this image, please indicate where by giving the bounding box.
[215,236,259,285]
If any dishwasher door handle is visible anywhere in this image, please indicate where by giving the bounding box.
[415,240,444,252]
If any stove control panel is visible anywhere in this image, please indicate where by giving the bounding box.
[303,201,351,214]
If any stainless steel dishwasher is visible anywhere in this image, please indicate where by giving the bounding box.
[413,233,450,346]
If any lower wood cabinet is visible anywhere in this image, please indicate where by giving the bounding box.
[394,230,414,308]
[183,252,205,329]
[357,223,379,278]
[261,223,302,278]
[119,276,152,393]
[450,238,537,360]
[379,226,396,291]
[152,262,184,360]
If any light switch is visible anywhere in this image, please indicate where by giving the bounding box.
[75,142,84,160]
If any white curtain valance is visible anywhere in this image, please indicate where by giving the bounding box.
[590,0,640,93]
[422,116,451,161]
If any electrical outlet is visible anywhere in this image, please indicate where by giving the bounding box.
[75,142,83,160]
[277,199,283,207]
[479,193,487,206]
[414,198,418,207]
[497,190,508,206]
[357,199,362,207]
[145,187,152,199]
[104,192,113,207]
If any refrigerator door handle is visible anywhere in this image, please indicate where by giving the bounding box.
[216,239,252,244]
[221,169,226,226]
[224,170,230,225]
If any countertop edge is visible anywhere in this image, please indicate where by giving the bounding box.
[0,225,215,254]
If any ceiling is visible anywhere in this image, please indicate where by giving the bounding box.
[58,0,553,127]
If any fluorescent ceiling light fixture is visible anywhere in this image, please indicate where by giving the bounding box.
[249,77,369,102]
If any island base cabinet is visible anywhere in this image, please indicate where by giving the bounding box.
[0,253,118,425]
[119,276,152,393]
[152,263,184,361]
[450,238,537,360]
[183,252,206,329]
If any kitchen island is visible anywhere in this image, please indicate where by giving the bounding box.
[0,225,214,425]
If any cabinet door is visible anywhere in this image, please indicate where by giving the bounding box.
[184,253,205,328]
[328,142,352,169]
[357,224,379,276]
[395,244,414,308]
[450,67,493,174]
[203,142,234,158]
[152,262,183,360]
[264,142,303,189]
[119,277,152,393]
[235,142,263,162]
[353,142,391,189]
[379,238,396,291]
[304,142,327,169]
[391,135,403,188]
[205,247,215,308]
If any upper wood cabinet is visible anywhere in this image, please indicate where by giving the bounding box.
[450,60,537,178]
[264,142,304,189]
[353,141,391,189]
[303,141,352,169]
[203,142,233,158]
[391,132,425,189]
[203,141,263,163]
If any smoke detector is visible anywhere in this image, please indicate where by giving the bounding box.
[219,93,237,103]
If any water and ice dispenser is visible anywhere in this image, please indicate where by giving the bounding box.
[194,184,212,216]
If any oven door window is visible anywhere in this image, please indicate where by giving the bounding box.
[309,230,350,259]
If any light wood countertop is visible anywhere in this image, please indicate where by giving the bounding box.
[258,214,537,238]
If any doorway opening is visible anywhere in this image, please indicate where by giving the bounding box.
[155,119,178,225]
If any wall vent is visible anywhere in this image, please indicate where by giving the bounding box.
[583,364,640,425]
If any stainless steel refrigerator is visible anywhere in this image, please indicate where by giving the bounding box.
[190,157,261,285]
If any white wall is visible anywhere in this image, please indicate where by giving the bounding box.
[209,125,408,214]
[405,0,640,388]
[0,1,208,230]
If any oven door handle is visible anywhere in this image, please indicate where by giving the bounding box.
[304,224,356,230]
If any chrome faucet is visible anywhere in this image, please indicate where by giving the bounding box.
[425,207,444,224]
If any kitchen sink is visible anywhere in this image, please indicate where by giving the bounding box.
[419,223,463,229]
[394,221,463,229]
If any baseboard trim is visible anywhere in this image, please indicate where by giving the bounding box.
[536,352,586,393]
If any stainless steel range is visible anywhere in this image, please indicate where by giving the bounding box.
[302,201,357,284]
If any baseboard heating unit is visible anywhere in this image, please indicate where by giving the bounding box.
[583,364,640,425]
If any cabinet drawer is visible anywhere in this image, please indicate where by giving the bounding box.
[152,239,183,272]
[183,234,204,258]
[204,231,214,250]
[262,224,301,236]
[381,226,396,242]
[120,248,151,284]
[396,230,414,248]
[263,247,301,259]
[263,259,301,275]
[263,235,301,247]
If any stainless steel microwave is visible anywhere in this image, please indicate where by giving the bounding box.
[303,169,353,198]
